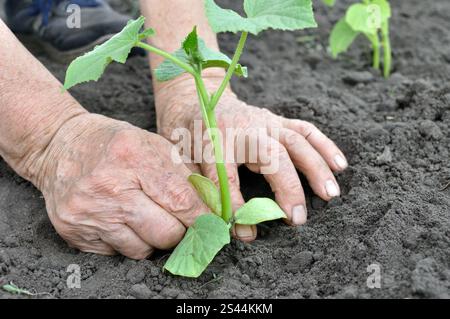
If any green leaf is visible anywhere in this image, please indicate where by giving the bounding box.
[329,18,359,58]
[234,198,286,225]
[154,49,190,82]
[205,0,254,34]
[183,26,203,65]
[183,27,199,54]
[345,3,378,35]
[64,16,147,90]
[164,214,230,278]
[322,0,336,6]
[139,27,156,40]
[155,37,247,82]
[370,0,391,22]
[188,174,222,216]
[205,0,317,35]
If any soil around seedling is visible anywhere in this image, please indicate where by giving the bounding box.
[0,0,449,299]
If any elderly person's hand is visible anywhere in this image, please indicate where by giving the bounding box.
[155,75,348,241]
[36,114,212,259]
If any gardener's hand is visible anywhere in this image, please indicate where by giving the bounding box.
[155,75,348,239]
[36,114,209,259]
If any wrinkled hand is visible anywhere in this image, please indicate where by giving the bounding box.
[156,76,348,240]
[37,114,209,259]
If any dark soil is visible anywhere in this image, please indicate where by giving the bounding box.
[0,0,449,299]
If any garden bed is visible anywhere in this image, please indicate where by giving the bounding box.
[0,0,449,298]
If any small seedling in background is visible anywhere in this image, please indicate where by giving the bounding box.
[322,0,336,6]
[328,0,392,78]
[63,0,317,278]
[2,282,34,296]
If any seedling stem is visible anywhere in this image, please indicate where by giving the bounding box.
[381,21,392,78]
[199,31,249,222]
[210,32,249,111]
[194,73,233,222]
[136,42,196,75]
[367,33,380,70]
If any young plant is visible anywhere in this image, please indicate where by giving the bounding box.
[1,282,50,297]
[328,0,392,78]
[2,283,34,296]
[63,0,317,278]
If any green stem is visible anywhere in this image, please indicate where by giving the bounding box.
[209,32,248,111]
[194,74,211,114]
[381,21,392,78]
[194,78,211,128]
[371,34,381,70]
[194,75,233,223]
[207,112,233,222]
[137,42,195,75]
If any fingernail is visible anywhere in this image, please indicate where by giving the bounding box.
[235,224,254,239]
[292,205,307,225]
[325,180,340,198]
[334,154,348,170]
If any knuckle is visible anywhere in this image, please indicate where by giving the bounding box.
[169,185,197,213]
[144,172,205,223]
[157,223,185,249]
[77,241,115,256]
[103,223,124,235]
[283,130,302,147]
[215,117,228,131]
[160,172,199,213]
[56,226,109,255]
[300,122,318,138]
[267,141,287,159]
[64,238,84,250]
[127,247,154,260]
[233,116,245,128]
[86,174,122,197]
[108,130,142,163]
[261,108,274,119]
[57,195,83,226]
[227,169,239,186]
[204,169,219,185]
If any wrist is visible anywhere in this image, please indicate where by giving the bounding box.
[1,98,88,187]
[34,114,131,195]
[17,109,88,191]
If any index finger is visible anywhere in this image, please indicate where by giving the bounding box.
[284,119,348,172]
[246,135,307,226]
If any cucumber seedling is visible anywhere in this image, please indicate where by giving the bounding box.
[63,0,317,278]
[2,283,34,296]
[328,0,392,78]
[2,282,51,297]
